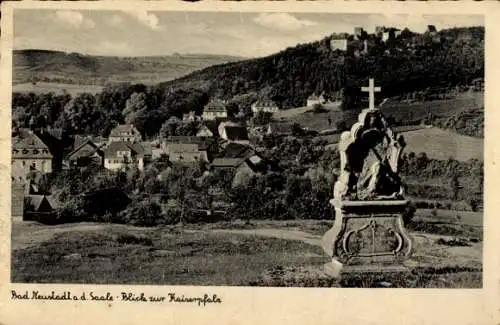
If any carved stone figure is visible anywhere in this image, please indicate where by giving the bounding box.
[333,108,406,201]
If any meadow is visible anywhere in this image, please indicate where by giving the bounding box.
[13,82,104,97]
[11,208,483,288]
[278,92,483,131]
[403,127,483,161]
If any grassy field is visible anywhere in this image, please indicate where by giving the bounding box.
[11,208,482,287]
[276,93,483,133]
[13,82,104,96]
[403,127,483,161]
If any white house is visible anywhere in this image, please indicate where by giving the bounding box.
[202,100,228,120]
[251,100,279,114]
[103,141,147,171]
[108,124,142,143]
[307,93,327,107]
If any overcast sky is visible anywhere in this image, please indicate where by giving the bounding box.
[14,10,483,58]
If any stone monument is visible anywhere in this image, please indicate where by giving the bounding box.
[322,78,414,277]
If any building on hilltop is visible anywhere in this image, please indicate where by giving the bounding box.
[202,100,228,120]
[108,124,142,143]
[251,100,279,114]
[103,141,148,171]
[12,130,53,182]
[354,27,365,40]
[329,38,348,52]
[427,25,438,34]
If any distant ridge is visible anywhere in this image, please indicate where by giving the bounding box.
[13,49,245,86]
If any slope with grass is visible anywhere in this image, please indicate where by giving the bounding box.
[403,126,483,161]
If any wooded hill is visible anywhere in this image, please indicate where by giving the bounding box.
[159,26,484,109]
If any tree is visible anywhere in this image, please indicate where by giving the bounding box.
[252,111,273,126]
[450,174,460,201]
[160,116,182,138]
[123,92,148,119]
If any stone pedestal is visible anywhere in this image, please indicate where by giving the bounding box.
[322,199,414,277]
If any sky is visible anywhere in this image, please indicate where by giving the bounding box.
[13,10,484,58]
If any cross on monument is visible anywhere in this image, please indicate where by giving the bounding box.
[361,78,381,110]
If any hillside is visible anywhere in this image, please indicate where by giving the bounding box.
[13,49,244,86]
[159,26,484,109]
[401,126,483,162]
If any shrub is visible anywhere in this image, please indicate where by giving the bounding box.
[118,200,162,227]
[402,203,417,226]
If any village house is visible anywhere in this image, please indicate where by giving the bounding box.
[162,136,216,163]
[164,143,208,163]
[65,139,104,169]
[218,122,250,145]
[251,100,279,114]
[196,124,214,137]
[202,100,228,120]
[211,153,268,188]
[12,130,53,182]
[103,141,149,171]
[108,124,142,143]
[307,93,327,107]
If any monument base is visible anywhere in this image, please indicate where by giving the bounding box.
[322,199,414,276]
[324,260,412,278]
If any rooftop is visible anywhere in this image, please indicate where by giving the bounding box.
[103,141,146,158]
[224,126,249,141]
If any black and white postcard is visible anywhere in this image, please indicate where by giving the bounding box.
[0,1,498,325]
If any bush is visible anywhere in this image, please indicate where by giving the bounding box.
[118,200,162,227]
[402,203,417,225]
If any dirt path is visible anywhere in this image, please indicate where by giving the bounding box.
[196,228,322,246]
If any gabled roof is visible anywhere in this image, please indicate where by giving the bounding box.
[44,128,63,140]
[26,195,58,212]
[103,141,146,158]
[67,139,103,159]
[166,143,199,153]
[224,126,249,141]
[221,142,254,159]
[166,136,214,151]
[109,124,140,137]
[204,100,227,112]
[252,100,278,107]
[12,131,53,159]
